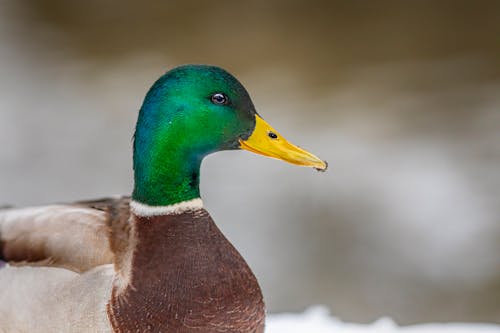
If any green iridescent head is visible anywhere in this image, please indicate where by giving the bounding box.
[132,65,326,206]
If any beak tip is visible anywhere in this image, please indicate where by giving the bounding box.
[314,160,328,172]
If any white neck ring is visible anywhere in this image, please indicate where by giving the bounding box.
[130,198,204,217]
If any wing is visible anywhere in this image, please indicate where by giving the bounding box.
[0,196,131,272]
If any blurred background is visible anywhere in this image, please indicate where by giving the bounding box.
[0,0,499,325]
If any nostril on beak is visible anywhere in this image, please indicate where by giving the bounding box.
[268,131,278,139]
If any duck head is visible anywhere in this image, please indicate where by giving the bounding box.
[133,65,326,206]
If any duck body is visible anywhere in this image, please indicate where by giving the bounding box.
[0,261,114,332]
[0,65,325,332]
[108,208,264,333]
[0,199,264,333]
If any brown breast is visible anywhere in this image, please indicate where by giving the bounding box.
[107,209,265,333]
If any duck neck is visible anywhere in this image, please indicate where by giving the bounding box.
[132,109,205,206]
[132,149,202,206]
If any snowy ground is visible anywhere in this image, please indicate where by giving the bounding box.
[266,307,500,333]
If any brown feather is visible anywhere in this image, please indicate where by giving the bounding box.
[107,209,265,333]
[1,199,266,332]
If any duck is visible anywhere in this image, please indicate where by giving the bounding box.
[0,65,327,333]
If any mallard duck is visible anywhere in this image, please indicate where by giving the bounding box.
[0,65,326,333]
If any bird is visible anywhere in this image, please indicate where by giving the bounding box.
[0,64,327,333]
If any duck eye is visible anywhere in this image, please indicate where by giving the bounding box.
[211,93,228,105]
[268,131,278,139]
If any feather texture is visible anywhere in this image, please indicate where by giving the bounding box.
[0,198,265,332]
[0,197,131,272]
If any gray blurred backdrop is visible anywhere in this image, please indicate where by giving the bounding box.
[0,0,499,325]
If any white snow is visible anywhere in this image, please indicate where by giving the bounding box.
[266,307,500,333]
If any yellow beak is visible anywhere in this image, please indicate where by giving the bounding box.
[239,115,327,171]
